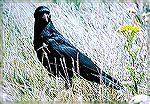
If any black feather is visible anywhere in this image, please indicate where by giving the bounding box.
[34,6,125,91]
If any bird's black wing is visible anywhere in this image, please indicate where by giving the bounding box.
[40,22,98,72]
[40,22,125,91]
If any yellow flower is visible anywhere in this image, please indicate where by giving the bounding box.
[119,25,140,33]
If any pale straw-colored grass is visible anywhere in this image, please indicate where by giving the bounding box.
[1,1,149,103]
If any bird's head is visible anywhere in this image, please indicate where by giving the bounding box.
[34,6,51,23]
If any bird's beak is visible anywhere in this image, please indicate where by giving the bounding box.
[42,13,49,22]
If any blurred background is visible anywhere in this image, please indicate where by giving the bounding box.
[1,0,150,103]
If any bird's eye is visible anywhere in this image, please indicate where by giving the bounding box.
[40,12,45,16]
[39,11,49,17]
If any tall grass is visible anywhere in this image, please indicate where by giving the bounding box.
[1,1,149,103]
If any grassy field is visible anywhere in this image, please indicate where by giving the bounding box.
[1,1,150,103]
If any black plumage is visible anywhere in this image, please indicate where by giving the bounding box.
[34,6,124,91]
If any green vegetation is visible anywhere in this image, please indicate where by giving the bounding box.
[119,24,145,95]
[1,2,149,103]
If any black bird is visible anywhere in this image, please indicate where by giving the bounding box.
[33,6,124,91]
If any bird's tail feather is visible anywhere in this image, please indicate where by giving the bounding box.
[101,72,124,91]
[92,69,125,92]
